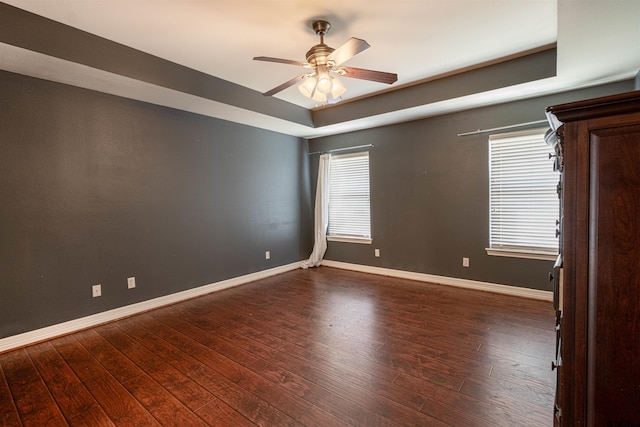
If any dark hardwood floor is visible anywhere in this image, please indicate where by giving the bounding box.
[0,267,555,426]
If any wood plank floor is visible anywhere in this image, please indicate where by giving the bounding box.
[0,267,556,426]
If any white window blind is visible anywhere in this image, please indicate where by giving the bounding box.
[489,128,559,256]
[328,151,371,241]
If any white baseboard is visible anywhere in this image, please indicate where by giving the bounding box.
[321,260,553,301]
[0,261,303,353]
[1,260,551,353]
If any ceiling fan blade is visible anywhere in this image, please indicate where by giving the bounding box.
[327,38,370,66]
[262,74,306,96]
[337,66,398,84]
[253,56,307,67]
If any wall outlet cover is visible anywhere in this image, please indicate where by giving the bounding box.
[127,277,136,289]
[92,284,102,297]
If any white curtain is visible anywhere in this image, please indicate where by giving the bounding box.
[301,153,331,269]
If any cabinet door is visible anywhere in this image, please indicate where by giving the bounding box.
[588,124,640,426]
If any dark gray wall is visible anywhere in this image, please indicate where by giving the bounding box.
[308,80,634,291]
[0,70,312,339]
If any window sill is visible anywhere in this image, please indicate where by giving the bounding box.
[328,236,372,245]
[485,248,558,261]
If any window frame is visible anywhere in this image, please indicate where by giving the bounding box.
[486,127,559,261]
[326,151,372,245]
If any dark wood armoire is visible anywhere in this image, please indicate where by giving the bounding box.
[547,90,640,426]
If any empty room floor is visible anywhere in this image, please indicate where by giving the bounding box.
[0,267,555,426]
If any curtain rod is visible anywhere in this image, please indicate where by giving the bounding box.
[308,144,374,155]
[457,119,548,137]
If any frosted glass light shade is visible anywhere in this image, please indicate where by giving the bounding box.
[312,90,327,103]
[298,76,317,97]
[316,75,333,94]
[331,78,346,98]
[298,72,346,104]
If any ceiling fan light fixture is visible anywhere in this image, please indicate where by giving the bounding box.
[298,74,346,103]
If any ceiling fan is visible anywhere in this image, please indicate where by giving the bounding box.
[254,20,398,104]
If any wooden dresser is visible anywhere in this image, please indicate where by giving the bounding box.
[547,91,640,426]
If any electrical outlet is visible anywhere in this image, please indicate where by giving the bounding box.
[463,257,470,267]
[374,248,380,257]
[127,276,136,289]
[265,251,270,260]
[92,284,102,297]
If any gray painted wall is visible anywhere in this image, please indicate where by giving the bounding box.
[1,65,633,340]
[308,80,634,291]
[0,70,312,339]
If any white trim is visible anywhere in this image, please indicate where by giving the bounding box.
[0,262,303,353]
[327,236,372,244]
[485,248,558,261]
[321,260,553,301]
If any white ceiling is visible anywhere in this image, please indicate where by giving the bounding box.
[1,0,639,138]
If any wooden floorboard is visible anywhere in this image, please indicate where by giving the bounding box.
[0,266,555,426]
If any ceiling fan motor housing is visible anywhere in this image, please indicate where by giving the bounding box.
[305,44,335,67]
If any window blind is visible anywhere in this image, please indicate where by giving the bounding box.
[489,129,559,254]
[328,152,371,239]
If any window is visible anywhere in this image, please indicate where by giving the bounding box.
[327,151,372,243]
[487,128,559,260]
